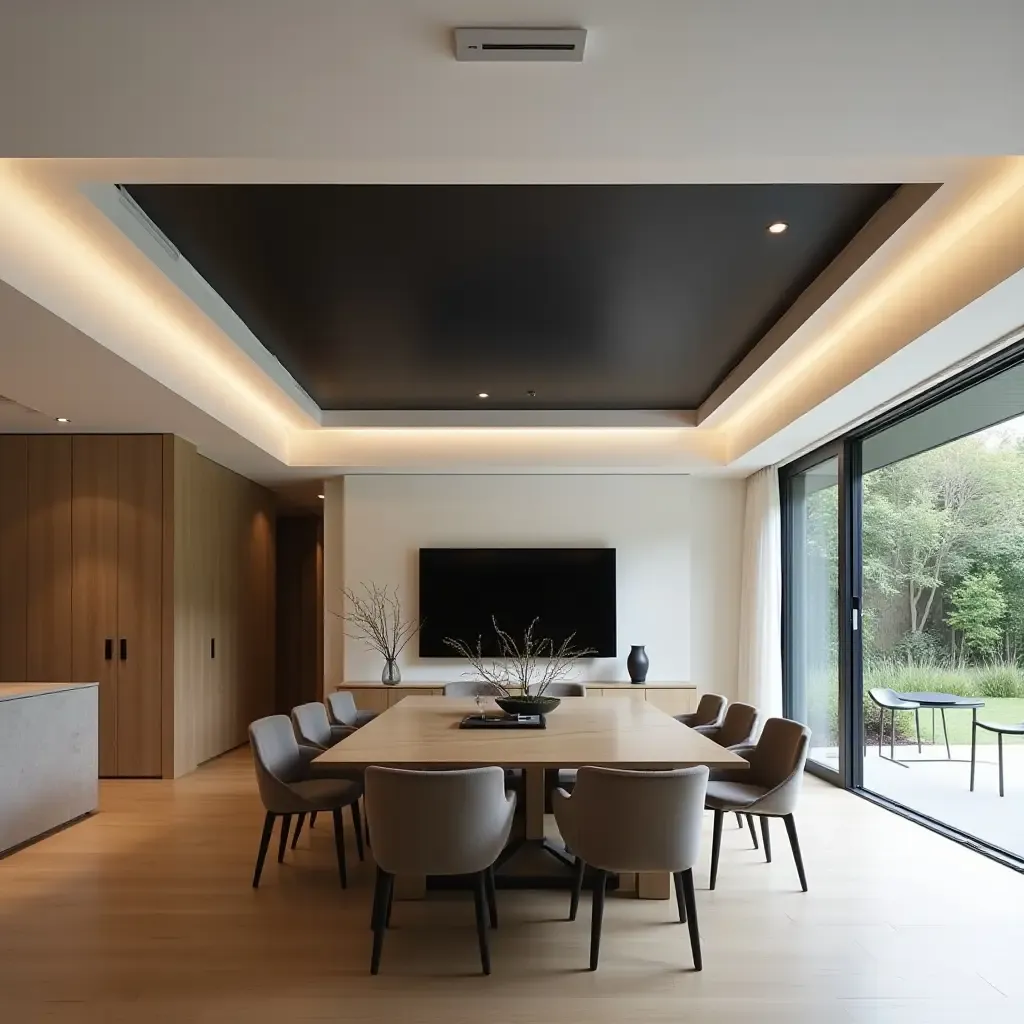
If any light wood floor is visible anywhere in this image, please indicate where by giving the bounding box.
[1,750,1022,1024]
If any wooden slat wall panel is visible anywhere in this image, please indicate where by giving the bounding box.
[26,436,73,681]
[172,444,275,776]
[71,435,120,776]
[115,436,164,777]
[0,436,28,681]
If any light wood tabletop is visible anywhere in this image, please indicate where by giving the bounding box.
[313,695,747,770]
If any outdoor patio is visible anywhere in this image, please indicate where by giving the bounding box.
[811,741,1024,858]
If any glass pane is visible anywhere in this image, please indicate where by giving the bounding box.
[788,457,840,770]
[861,411,1024,858]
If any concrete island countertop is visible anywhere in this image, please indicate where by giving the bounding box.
[0,682,99,702]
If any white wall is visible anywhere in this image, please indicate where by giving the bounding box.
[327,474,745,696]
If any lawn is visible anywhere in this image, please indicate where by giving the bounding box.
[891,697,1024,747]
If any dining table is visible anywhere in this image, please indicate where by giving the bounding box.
[314,694,748,899]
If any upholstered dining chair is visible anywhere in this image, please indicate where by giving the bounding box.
[289,701,365,852]
[443,680,502,696]
[248,715,363,889]
[675,693,727,730]
[553,765,709,972]
[327,689,378,729]
[364,766,516,975]
[695,701,759,746]
[704,717,811,892]
[543,681,587,697]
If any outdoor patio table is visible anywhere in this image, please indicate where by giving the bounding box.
[897,692,985,761]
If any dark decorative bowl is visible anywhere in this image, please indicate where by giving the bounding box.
[496,695,561,717]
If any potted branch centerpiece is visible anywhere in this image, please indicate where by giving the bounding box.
[342,584,421,685]
[445,617,595,716]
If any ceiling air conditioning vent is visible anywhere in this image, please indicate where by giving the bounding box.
[453,27,587,62]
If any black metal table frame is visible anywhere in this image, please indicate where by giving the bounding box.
[881,694,985,767]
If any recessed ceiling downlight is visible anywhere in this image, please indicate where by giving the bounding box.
[478,392,489,399]
[56,417,70,423]
[317,493,325,500]
[767,221,788,234]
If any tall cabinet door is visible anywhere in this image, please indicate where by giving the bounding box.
[26,437,73,681]
[0,436,29,681]
[115,436,164,777]
[71,436,120,777]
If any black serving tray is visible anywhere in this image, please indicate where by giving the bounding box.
[459,713,547,730]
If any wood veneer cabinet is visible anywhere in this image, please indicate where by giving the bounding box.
[0,434,275,778]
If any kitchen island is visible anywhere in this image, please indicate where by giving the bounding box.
[0,683,99,855]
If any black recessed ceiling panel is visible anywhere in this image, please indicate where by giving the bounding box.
[124,184,899,410]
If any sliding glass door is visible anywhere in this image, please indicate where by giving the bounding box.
[782,338,1024,866]
[782,445,858,781]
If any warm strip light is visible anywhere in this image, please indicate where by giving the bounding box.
[723,160,1024,434]
[0,163,303,450]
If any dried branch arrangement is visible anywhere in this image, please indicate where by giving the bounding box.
[342,584,421,664]
[444,617,595,697]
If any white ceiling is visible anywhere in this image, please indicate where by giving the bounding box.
[0,2,1022,485]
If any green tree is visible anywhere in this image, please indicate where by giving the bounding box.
[946,570,1007,662]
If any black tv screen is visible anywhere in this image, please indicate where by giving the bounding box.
[418,548,616,658]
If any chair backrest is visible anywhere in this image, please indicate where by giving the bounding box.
[327,690,357,726]
[291,702,333,748]
[555,766,709,873]
[869,687,905,709]
[249,715,306,813]
[747,717,811,796]
[716,702,759,747]
[542,681,586,697]
[365,766,515,876]
[692,693,727,727]
[443,680,502,697]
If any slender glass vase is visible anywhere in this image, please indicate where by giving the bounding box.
[381,659,401,685]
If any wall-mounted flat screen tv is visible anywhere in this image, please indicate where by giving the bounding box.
[418,548,616,658]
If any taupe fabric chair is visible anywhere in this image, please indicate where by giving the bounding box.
[291,701,354,749]
[553,766,709,971]
[327,690,378,729]
[289,701,365,851]
[443,680,502,697]
[704,717,810,892]
[695,701,759,746]
[692,701,761,843]
[248,715,363,889]
[542,681,587,697]
[675,693,727,730]
[365,766,516,975]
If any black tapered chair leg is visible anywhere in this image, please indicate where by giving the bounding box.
[941,708,951,759]
[915,708,922,753]
[998,732,1005,797]
[681,868,702,971]
[783,813,808,892]
[710,809,724,890]
[746,813,759,850]
[277,814,292,863]
[370,867,392,974]
[673,870,687,923]
[331,807,348,888]
[364,800,371,848]
[970,718,977,791]
[310,811,317,828]
[589,869,607,971]
[735,812,744,829]
[760,816,772,863]
[472,871,491,975]
[252,812,275,888]
[351,801,365,862]
[569,855,586,921]
[484,864,498,928]
[290,812,306,850]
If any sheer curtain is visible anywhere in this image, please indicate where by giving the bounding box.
[736,466,783,720]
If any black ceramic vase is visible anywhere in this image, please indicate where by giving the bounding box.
[626,645,649,683]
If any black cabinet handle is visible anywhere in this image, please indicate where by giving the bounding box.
[104,638,113,661]
[120,638,127,661]
[210,637,216,659]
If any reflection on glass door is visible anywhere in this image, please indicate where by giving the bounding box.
[786,456,841,774]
